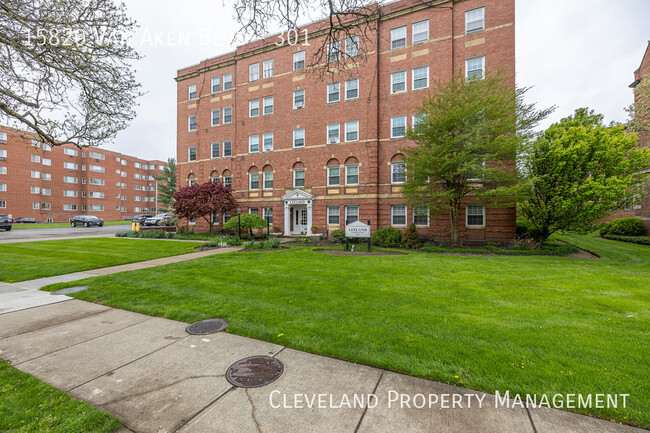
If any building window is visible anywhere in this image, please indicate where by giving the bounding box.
[42,187,51,195]
[327,82,340,103]
[392,162,406,183]
[64,147,78,156]
[89,165,104,173]
[466,7,485,33]
[466,204,485,227]
[263,59,274,78]
[328,166,340,186]
[211,109,220,126]
[42,158,51,166]
[42,203,51,210]
[223,73,233,90]
[345,120,359,142]
[0,166,7,175]
[31,154,40,163]
[327,123,340,144]
[413,66,429,90]
[345,35,359,57]
[63,204,77,211]
[223,141,232,157]
[43,143,51,151]
[249,63,259,81]
[391,116,407,138]
[293,128,305,148]
[211,76,220,93]
[31,170,40,178]
[327,40,340,62]
[223,107,232,124]
[63,161,77,170]
[0,200,5,208]
[263,96,274,115]
[249,207,259,216]
[249,99,259,117]
[264,207,273,224]
[345,165,359,185]
[345,205,359,225]
[263,171,273,189]
[0,149,6,158]
[327,206,340,225]
[345,79,359,100]
[211,142,220,159]
[0,132,6,143]
[32,202,40,209]
[249,172,259,190]
[0,183,6,191]
[392,205,407,226]
[412,20,429,44]
[89,205,104,211]
[263,133,274,152]
[466,56,485,80]
[391,26,407,50]
[293,169,305,187]
[188,146,196,162]
[63,189,77,197]
[188,115,196,131]
[223,175,232,189]
[391,71,407,94]
[64,176,78,183]
[188,84,196,100]
[89,151,104,160]
[249,135,259,153]
[293,50,305,71]
[293,89,305,109]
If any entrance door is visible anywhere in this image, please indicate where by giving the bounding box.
[294,207,308,234]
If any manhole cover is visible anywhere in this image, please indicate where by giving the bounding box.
[51,286,89,296]
[226,356,284,388]
[186,318,229,335]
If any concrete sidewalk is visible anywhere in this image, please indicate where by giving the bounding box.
[0,299,643,433]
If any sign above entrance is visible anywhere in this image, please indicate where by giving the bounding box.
[286,199,310,205]
[346,220,371,238]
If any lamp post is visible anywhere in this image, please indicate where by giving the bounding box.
[237,208,241,240]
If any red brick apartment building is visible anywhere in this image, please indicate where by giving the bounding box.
[176,0,515,241]
[0,126,166,223]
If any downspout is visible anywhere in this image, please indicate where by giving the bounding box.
[375,5,382,229]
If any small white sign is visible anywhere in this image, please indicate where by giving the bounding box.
[346,221,371,238]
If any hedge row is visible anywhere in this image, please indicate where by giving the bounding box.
[601,234,650,245]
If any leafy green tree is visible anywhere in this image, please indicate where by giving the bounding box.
[517,108,650,243]
[403,71,551,246]
[152,158,176,210]
[222,213,269,236]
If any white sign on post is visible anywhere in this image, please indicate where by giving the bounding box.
[345,220,371,238]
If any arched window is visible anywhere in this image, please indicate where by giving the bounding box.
[210,170,219,183]
[222,169,232,190]
[262,165,273,189]
[248,166,259,190]
[327,159,340,186]
[292,161,305,188]
[344,157,359,185]
[188,174,196,186]
[391,154,406,184]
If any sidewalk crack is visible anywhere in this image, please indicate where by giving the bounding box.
[245,388,263,433]
[354,371,383,433]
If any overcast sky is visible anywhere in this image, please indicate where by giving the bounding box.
[106,0,650,161]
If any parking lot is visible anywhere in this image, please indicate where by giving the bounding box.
[0,224,131,242]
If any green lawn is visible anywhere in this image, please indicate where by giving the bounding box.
[0,238,201,282]
[11,221,131,229]
[42,235,650,427]
[0,360,120,433]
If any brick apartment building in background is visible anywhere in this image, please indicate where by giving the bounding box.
[0,126,166,223]
[629,41,650,226]
[176,0,515,241]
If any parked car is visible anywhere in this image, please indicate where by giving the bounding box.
[131,214,153,225]
[69,215,104,227]
[143,213,173,226]
[0,214,12,231]
[14,217,41,224]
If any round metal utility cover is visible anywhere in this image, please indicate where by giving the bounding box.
[226,356,284,388]
[51,286,89,296]
[186,318,229,335]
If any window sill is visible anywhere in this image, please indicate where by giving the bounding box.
[466,225,485,229]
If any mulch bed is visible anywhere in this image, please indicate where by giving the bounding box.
[238,246,291,252]
[315,249,407,256]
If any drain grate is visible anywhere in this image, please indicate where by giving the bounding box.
[226,356,284,388]
[51,286,89,296]
[186,318,229,335]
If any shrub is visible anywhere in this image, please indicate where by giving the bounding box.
[601,234,650,245]
[177,225,194,235]
[516,219,542,241]
[115,231,174,239]
[599,218,645,237]
[331,229,346,245]
[403,223,420,248]
[371,227,402,247]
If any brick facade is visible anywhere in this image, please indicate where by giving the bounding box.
[175,0,516,242]
[0,126,166,222]
[630,41,650,226]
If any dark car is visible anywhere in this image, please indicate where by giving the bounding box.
[143,213,173,226]
[132,214,153,224]
[14,217,40,224]
[69,215,104,227]
[0,214,11,231]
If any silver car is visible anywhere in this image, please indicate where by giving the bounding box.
[143,213,172,226]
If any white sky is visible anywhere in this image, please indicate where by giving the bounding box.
[106,0,650,161]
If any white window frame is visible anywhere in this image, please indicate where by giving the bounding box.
[345,35,359,58]
[263,171,273,189]
[412,66,429,90]
[345,78,359,100]
[391,205,407,226]
[263,96,274,115]
[466,56,485,80]
[223,73,233,90]
[249,99,260,117]
[211,76,220,93]
[391,26,407,50]
[391,161,406,183]
[345,205,359,225]
[327,166,340,186]
[31,154,40,163]
[293,128,305,148]
[466,203,486,227]
[293,89,305,110]
[249,135,259,153]
[249,63,260,82]
[33,202,40,210]
[211,142,220,159]
[293,50,305,71]
[211,109,220,126]
[327,124,340,144]
[391,116,407,138]
[466,7,485,34]
[188,84,197,100]
[223,141,232,157]
[188,115,196,131]
[327,206,340,225]
[188,146,197,162]
[249,172,259,190]
[293,169,305,188]
[391,71,407,94]
[412,20,429,44]
[345,164,359,185]
[327,82,340,103]
[223,107,232,124]
[263,59,274,78]
[344,120,359,142]
[262,133,274,152]
[327,40,340,62]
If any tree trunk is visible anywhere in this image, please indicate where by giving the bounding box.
[449,205,460,247]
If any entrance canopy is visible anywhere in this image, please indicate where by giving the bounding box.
[282,189,314,235]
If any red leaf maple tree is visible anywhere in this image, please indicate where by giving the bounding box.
[173,181,237,233]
